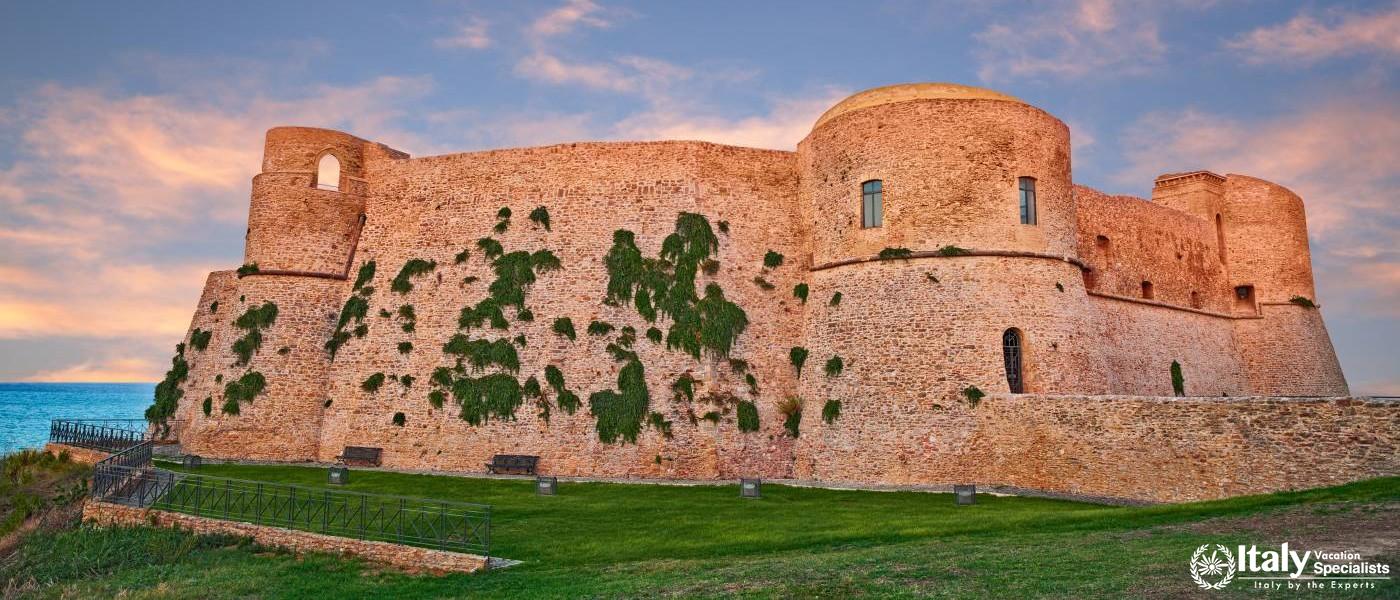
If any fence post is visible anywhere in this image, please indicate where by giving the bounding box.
[322,490,329,533]
[397,498,404,542]
[359,495,366,540]
[256,482,263,526]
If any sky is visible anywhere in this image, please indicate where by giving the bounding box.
[0,0,1396,393]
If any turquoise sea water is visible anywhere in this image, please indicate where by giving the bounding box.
[0,382,153,453]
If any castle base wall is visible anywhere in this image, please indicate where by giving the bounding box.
[796,394,1398,503]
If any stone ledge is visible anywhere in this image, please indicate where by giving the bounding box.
[81,500,490,575]
[43,443,111,465]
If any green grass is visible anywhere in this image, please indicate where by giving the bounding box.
[6,462,1397,599]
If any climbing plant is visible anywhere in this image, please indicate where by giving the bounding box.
[822,399,841,424]
[829,292,843,306]
[529,206,551,231]
[552,317,576,340]
[189,329,212,352]
[232,302,278,367]
[222,371,267,414]
[390,259,437,294]
[763,250,784,268]
[236,263,259,278]
[824,355,844,377]
[789,347,809,378]
[544,365,581,414]
[778,396,802,438]
[736,401,759,432]
[962,385,985,408]
[443,335,520,373]
[1171,360,1185,397]
[937,245,970,256]
[353,261,376,291]
[144,343,188,429]
[878,247,912,260]
[362,372,385,393]
[589,358,650,444]
[793,283,809,304]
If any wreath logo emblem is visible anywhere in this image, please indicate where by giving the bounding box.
[1190,544,1237,590]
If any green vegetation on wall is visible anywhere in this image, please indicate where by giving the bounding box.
[1289,296,1316,309]
[824,355,844,377]
[451,373,523,426]
[189,329,212,352]
[829,292,842,306]
[443,335,520,373]
[232,302,278,367]
[938,245,970,257]
[529,206,551,231]
[878,247,912,260]
[353,261,376,291]
[763,251,784,268]
[476,237,503,260]
[587,320,614,336]
[588,359,649,444]
[392,412,406,426]
[778,396,802,438]
[397,341,413,355]
[361,373,385,393]
[822,399,841,424]
[222,371,267,415]
[736,401,759,433]
[552,317,576,340]
[201,396,212,416]
[789,347,809,378]
[962,385,985,408]
[793,283,808,303]
[144,343,188,428]
[544,365,580,414]
[390,259,437,294]
[1171,360,1185,397]
[236,263,259,278]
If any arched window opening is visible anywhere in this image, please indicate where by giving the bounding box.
[1190,291,1201,309]
[1003,328,1024,394]
[1096,235,1112,262]
[1141,280,1154,300]
[861,180,883,228]
[315,153,341,191]
[1234,285,1256,312]
[1018,177,1037,225]
[1215,214,1226,262]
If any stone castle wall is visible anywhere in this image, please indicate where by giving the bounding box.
[161,85,1382,503]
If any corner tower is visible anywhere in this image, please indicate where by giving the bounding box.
[246,127,407,276]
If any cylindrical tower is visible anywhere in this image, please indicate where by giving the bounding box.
[793,83,1109,484]
[1223,175,1348,395]
[246,127,403,275]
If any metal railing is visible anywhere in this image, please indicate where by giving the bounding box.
[50,419,147,452]
[91,462,491,556]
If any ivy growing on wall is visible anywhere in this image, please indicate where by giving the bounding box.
[222,371,267,415]
[455,249,470,265]
[362,372,385,393]
[353,261,377,291]
[397,304,417,333]
[587,320,615,336]
[144,343,188,428]
[589,359,649,444]
[752,276,775,291]
[398,341,413,355]
[189,329,212,352]
[822,399,841,424]
[392,412,406,426]
[829,292,843,306]
[494,207,511,234]
[232,302,278,367]
[236,263,259,278]
[824,355,844,377]
[452,373,523,426]
[202,397,212,417]
[552,317,576,340]
[443,335,520,373]
[476,237,503,260]
[544,365,581,414]
[736,400,759,432]
[647,411,673,439]
[878,247,912,260]
[763,250,784,268]
[529,206,551,231]
[1289,296,1316,309]
[645,327,662,343]
[391,259,437,294]
[793,283,809,304]
[789,347,809,378]
[962,385,985,408]
[778,396,802,438]
[937,245,970,257]
[1171,360,1185,397]
[210,301,219,313]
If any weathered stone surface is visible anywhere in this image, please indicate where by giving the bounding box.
[161,83,1384,503]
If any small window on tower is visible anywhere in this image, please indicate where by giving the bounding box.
[1141,281,1154,300]
[1018,177,1037,225]
[316,153,341,191]
[861,180,883,228]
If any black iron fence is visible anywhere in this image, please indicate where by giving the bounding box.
[91,462,491,556]
[49,419,147,452]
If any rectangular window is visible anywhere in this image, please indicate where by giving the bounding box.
[1018,177,1037,225]
[862,180,883,228]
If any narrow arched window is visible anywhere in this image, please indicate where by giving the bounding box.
[316,154,341,191]
[861,180,882,228]
[1003,328,1024,394]
[1018,177,1037,225]
[1190,291,1201,308]
[1141,280,1154,300]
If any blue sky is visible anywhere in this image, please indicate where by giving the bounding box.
[0,0,1396,392]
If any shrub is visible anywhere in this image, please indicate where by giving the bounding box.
[553,317,577,340]
[778,396,803,438]
[145,344,188,429]
[793,283,809,303]
[752,276,775,290]
[454,249,470,264]
[822,399,841,424]
[736,401,759,432]
[1289,296,1316,309]
[454,373,523,426]
[671,373,696,402]
[829,291,842,306]
[763,250,784,268]
[545,365,581,414]
[392,412,406,426]
[390,259,436,294]
[789,347,809,377]
[878,247,912,260]
[210,301,219,313]
[962,385,985,408]
[517,307,535,322]
[1171,360,1185,397]
[400,375,415,388]
[397,341,413,354]
[236,263,259,278]
[745,373,759,396]
[824,355,844,377]
[224,371,266,407]
[361,372,386,393]
[201,396,212,416]
[587,320,614,336]
[443,335,520,373]
[529,206,551,230]
[232,302,278,367]
[353,261,376,291]
[937,245,970,256]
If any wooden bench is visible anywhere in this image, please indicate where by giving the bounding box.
[485,454,539,475]
[336,446,382,467]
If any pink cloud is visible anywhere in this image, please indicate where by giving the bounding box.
[22,356,161,383]
[973,0,1176,82]
[530,0,612,40]
[1228,3,1400,65]
[435,17,492,50]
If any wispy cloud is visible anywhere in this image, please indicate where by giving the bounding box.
[1228,3,1400,65]
[973,0,1172,82]
[529,0,613,40]
[21,356,162,383]
[435,16,492,50]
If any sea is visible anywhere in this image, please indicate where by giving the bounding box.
[0,382,154,454]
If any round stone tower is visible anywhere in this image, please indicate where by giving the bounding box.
[245,127,405,276]
[1223,175,1348,395]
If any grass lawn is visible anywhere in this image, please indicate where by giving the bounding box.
[3,462,1397,599]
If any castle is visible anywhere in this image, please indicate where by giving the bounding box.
[158,83,1396,503]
